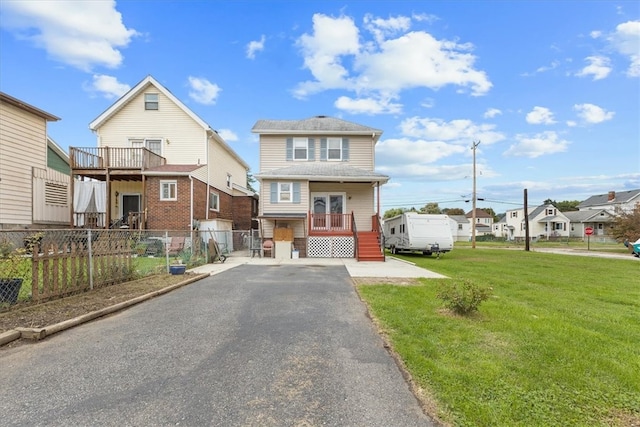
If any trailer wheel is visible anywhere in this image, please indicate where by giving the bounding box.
[422,251,432,256]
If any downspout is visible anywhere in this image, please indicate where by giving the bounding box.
[206,129,210,220]
[189,174,194,231]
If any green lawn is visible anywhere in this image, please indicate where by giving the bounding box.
[358,248,640,426]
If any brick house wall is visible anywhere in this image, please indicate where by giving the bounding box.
[145,176,192,230]
[233,195,258,230]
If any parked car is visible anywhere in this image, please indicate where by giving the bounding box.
[623,238,640,257]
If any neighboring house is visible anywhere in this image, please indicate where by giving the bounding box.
[577,189,640,214]
[503,204,570,240]
[252,116,389,261]
[493,216,509,239]
[563,209,616,239]
[448,215,472,242]
[0,92,70,229]
[70,75,255,231]
[466,208,494,236]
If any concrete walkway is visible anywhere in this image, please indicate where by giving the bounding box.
[190,255,447,279]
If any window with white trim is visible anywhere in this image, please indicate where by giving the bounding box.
[209,191,219,211]
[226,174,232,189]
[327,137,342,160]
[511,211,518,218]
[293,138,308,160]
[160,180,177,201]
[279,183,292,202]
[130,138,162,156]
[145,93,158,110]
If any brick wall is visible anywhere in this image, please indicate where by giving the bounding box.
[232,195,258,230]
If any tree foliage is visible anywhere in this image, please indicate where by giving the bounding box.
[383,208,406,219]
[419,202,441,214]
[610,204,640,241]
[246,170,257,193]
[544,199,580,212]
[442,208,465,216]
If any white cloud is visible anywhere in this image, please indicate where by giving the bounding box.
[400,116,506,145]
[334,95,402,114]
[576,56,612,80]
[526,106,556,125]
[294,13,492,102]
[504,131,570,158]
[590,30,603,39]
[566,120,577,127]
[1,0,138,71]
[363,14,411,44]
[246,35,266,59]
[608,20,640,77]
[87,74,130,99]
[217,129,238,141]
[573,103,615,124]
[484,108,502,119]
[187,77,221,105]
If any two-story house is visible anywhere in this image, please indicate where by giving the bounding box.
[466,208,494,236]
[252,116,389,261]
[70,75,255,232]
[577,190,640,214]
[503,204,570,241]
[0,92,70,229]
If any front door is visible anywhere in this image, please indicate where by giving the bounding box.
[311,193,345,230]
[122,194,140,225]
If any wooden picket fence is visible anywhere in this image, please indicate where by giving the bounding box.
[31,236,133,302]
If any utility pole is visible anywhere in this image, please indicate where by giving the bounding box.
[471,140,480,249]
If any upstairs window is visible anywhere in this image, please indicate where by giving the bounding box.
[327,138,342,160]
[511,211,518,218]
[286,138,315,161]
[145,93,159,110]
[226,174,232,189]
[279,183,291,202]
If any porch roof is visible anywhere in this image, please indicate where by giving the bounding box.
[258,213,307,220]
[256,163,389,184]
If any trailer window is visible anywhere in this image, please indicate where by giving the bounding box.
[390,227,395,235]
[400,224,405,233]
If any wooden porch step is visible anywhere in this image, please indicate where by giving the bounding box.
[357,231,384,262]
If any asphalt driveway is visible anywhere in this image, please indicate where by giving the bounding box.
[0,264,436,426]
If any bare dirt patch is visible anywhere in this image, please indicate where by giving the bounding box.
[352,277,423,286]
[0,273,200,336]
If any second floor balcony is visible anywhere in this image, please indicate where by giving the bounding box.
[70,147,166,172]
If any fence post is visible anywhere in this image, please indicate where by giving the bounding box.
[88,229,94,290]
[165,230,169,274]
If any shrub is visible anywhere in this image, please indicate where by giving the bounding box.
[437,279,492,315]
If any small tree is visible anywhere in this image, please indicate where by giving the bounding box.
[383,208,406,219]
[437,279,492,315]
[420,202,441,214]
[610,203,640,241]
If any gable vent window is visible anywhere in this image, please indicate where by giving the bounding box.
[145,93,159,110]
[45,182,68,206]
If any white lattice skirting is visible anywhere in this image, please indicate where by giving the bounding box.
[307,236,355,258]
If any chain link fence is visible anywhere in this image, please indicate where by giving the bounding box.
[0,228,255,311]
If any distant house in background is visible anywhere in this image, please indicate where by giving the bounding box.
[503,204,570,240]
[70,75,256,231]
[577,189,640,214]
[466,208,494,236]
[563,209,616,239]
[493,216,509,239]
[448,215,472,242]
[0,92,70,229]
[252,116,389,261]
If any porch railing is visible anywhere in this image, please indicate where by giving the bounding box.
[309,212,352,234]
[70,147,166,170]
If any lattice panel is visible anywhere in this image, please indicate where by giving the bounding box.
[307,236,354,258]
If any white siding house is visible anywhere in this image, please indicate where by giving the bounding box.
[0,92,69,229]
[253,116,389,261]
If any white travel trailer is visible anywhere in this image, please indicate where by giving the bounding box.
[383,213,454,256]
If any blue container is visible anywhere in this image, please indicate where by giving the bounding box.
[169,265,186,275]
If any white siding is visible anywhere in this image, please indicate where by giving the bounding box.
[96,83,207,164]
[259,134,375,171]
[32,167,70,225]
[309,182,374,230]
[208,136,247,195]
[261,179,309,215]
[0,101,48,226]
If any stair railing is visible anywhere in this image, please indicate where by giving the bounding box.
[372,214,386,261]
[351,211,359,260]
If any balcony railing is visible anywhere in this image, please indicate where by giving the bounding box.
[70,147,166,170]
[309,212,353,235]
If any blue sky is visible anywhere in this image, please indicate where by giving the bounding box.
[1,0,638,214]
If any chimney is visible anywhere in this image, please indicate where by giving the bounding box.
[608,191,615,202]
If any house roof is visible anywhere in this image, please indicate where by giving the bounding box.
[578,189,640,208]
[466,208,492,218]
[255,163,389,183]
[563,210,615,223]
[47,136,69,163]
[448,215,469,224]
[252,116,383,142]
[143,164,205,176]
[89,75,249,170]
[1,92,60,121]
